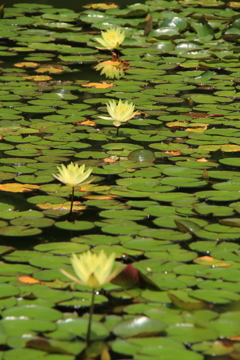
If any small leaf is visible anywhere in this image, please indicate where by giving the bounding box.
[112,264,159,289]
[82,82,114,89]
[144,14,152,36]
[83,3,119,10]
[101,346,111,360]
[112,264,140,288]
[194,256,231,267]
[18,276,42,284]
[175,219,201,234]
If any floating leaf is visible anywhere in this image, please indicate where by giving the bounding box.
[194,256,231,267]
[113,317,166,338]
[82,82,114,89]
[0,183,40,192]
[168,291,207,310]
[18,276,41,284]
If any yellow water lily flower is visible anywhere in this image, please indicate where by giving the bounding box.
[94,27,125,50]
[53,162,92,187]
[99,99,137,127]
[95,60,124,79]
[61,250,118,289]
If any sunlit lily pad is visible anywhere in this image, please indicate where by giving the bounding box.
[0,226,42,237]
[99,209,146,221]
[191,340,235,356]
[3,348,47,360]
[113,316,166,338]
[29,255,71,269]
[55,318,109,340]
[99,219,147,235]
[189,289,240,304]
[1,318,56,336]
[167,323,218,343]
[10,217,54,228]
[55,221,95,231]
[34,242,89,254]
[2,305,62,321]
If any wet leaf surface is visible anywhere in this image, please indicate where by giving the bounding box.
[0,0,240,359]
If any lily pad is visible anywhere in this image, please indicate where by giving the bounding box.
[113,317,166,338]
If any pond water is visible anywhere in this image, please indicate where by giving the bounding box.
[0,1,240,360]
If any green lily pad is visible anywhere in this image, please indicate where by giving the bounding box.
[208,312,240,337]
[55,318,109,340]
[3,349,47,360]
[188,289,240,304]
[0,226,42,237]
[54,221,95,231]
[1,318,56,336]
[99,209,146,221]
[167,323,218,343]
[34,242,89,254]
[2,305,62,321]
[113,316,166,338]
